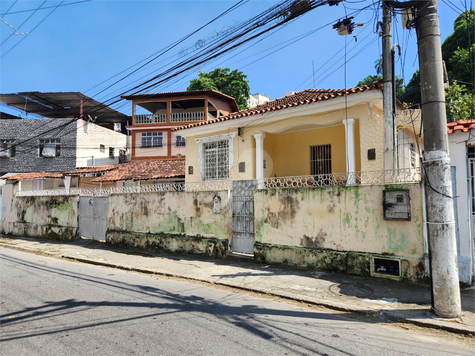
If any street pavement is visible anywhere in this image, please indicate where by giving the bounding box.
[1,235,474,336]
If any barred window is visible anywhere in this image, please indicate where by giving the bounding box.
[203,140,229,181]
[310,144,331,175]
[39,139,60,157]
[176,135,186,147]
[0,139,16,158]
[141,132,163,148]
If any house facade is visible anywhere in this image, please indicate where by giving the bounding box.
[0,118,127,177]
[176,84,421,185]
[122,90,239,161]
[447,120,475,285]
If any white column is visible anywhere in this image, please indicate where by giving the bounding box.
[253,132,266,189]
[343,118,355,185]
[64,176,71,194]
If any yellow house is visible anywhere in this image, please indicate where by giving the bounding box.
[174,83,421,185]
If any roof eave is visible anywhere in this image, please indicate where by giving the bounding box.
[177,90,383,137]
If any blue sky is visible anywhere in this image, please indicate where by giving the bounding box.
[0,0,465,117]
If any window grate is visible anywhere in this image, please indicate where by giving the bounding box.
[310,144,331,175]
[203,140,229,181]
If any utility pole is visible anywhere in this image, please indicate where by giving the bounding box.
[382,3,394,173]
[416,0,461,318]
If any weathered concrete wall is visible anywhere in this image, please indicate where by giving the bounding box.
[106,190,230,257]
[254,184,425,281]
[1,190,78,241]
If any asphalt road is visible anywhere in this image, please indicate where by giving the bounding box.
[1,248,474,356]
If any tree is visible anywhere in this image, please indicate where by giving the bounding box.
[399,70,421,107]
[187,68,251,110]
[441,10,475,92]
[446,81,474,122]
[356,73,405,102]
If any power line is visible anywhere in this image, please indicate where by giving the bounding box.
[1,1,64,59]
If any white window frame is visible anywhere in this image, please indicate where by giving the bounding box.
[195,132,236,179]
[39,138,60,157]
[141,132,163,148]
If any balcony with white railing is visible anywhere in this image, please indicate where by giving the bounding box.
[133,113,167,124]
[170,111,205,122]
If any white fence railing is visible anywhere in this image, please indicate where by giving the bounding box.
[15,180,233,197]
[263,168,421,189]
[170,111,205,122]
[13,169,420,197]
[133,114,167,124]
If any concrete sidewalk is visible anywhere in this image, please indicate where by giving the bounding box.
[1,235,474,335]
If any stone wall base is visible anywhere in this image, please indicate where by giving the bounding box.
[254,242,427,283]
[2,222,78,242]
[107,231,229,259]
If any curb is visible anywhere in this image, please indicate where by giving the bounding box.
[2,242,474,336]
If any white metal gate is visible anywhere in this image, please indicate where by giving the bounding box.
[78,196,108,241]
[231,180,257,254]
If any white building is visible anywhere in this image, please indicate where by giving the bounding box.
[247,93,271,108]
[447,120,475,285]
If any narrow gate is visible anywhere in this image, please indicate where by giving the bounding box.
[231,180,257,254]
[78,196,108,241]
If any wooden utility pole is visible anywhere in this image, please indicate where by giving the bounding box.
[416,0,461,318]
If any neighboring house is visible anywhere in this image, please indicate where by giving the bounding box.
[121,90,239,161]
[175,83,421,185]
[0,118,127,176]
[247,93,271,108]
[0,91,129,177]
[447,119,475,285]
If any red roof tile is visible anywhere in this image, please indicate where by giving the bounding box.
[447,120,475,134]
[4,172,64,180]
[63,165,119,175]
[173,83,383,132]
[92,159,185,182]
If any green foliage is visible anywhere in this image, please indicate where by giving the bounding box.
[441,10,475,90]
[445,81,474,122]
[356,73,405,102]
[357,75,381,87]
[400,70,421,107]
[187,68,251,110]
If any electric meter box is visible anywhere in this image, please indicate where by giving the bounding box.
[383,189,411,221]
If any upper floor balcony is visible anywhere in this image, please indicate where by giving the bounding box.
[122,90,239,127]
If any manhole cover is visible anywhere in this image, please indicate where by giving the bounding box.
[329,283,373,297]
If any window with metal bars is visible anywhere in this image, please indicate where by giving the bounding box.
[203,140,229,180]
[310,144,331,175]
[176,135,186,147]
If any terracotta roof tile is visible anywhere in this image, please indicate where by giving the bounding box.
[4,172,64,180]
[92,159,185,182]
[447,120,475,134]
[173,83,382,131]
[63,165,119,175]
